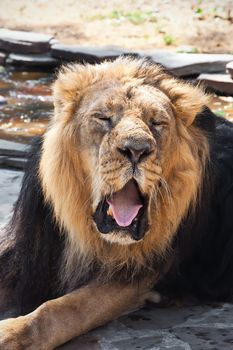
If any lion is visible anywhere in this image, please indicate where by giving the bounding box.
[0,57,233,349]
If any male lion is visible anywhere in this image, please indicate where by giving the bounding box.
[0,57,233,349]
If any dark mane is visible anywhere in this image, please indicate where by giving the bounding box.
[0,139,64,315]
[157,110,233,301]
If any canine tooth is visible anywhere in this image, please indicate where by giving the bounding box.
[107,206,113,217]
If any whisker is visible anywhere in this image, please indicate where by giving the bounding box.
[158,176,172,204]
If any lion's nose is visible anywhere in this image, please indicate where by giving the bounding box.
[117,139,153,164]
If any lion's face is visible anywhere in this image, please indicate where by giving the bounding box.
[40,58,209,258]
[77,80,176,244]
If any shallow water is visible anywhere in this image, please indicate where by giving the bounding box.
[0,68,232,143]
[0,68,53,143]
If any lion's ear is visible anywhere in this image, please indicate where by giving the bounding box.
[158,79,210,127]
[130,58,209,127]
[52,64,87,122]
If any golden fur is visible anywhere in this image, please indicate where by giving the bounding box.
[39,57,209,281]
[0,57,213,349]
[0,278,156,349]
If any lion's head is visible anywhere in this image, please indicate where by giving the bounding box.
[39,57,209,272]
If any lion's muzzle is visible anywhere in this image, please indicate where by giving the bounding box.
[117,138,154,168]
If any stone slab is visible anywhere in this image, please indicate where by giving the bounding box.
[51,44,138,63]
[0,139,29,158]
[143,51,233,76]
[6,53,58,67]
[0,156,27,170]
[226,61,233,79]
[0,28,53,54]
[197,73,233,95]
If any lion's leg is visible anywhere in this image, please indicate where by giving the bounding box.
[0,279,154,350]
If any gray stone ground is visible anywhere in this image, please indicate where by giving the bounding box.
[1,168,233,350]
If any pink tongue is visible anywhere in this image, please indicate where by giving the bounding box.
[107,180,142,227]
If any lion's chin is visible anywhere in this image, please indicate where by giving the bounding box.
[99,231,142,245]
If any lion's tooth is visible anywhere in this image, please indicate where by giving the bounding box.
[107,206,113,217]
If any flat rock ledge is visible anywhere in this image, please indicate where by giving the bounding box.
[0,28,233,77]
[198,73,233,95]
[6,53,58,67]
[51,44,139,63]
[0,28,54,54]
[144,51,233,77]
[0,139,28,170]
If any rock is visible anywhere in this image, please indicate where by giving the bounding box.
[0,95,7,105]
[6,53,58,67]
[0,139,29,169]
[143,51,233,76]
[197,73,233,95]
[0,139,29,158]
[226,61,233,79]
[0,156,27,170]
[0,28,53,54]
[51,44,138,63]
[0,52,6,65]
[51,44,100,63]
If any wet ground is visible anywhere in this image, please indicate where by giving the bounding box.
[0,68,53,142]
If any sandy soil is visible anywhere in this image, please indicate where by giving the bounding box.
[0,0,233,53]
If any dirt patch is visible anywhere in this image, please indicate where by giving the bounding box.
[0,0,232,53]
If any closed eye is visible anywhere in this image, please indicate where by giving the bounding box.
[151,119,167,127]
[92,113,113,131]
[93,113,111,122]
[98,116,111,122]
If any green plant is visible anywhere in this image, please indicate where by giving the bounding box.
[195,8,203,14]
[87,10,157,25]
[163,34,174,46]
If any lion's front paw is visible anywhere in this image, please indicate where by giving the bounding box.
[0,316,36,350]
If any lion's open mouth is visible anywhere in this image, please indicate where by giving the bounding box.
[93,179,149,241]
